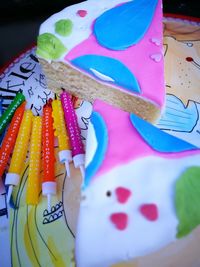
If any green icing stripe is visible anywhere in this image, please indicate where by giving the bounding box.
[36,33,67,60]
[175,166,200,238]
[55,19,73,37]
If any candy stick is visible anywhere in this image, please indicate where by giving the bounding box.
[0,91,25,135]
[0,102,26,178]
[42,99,56,212]
[60,90,85,178]
[5,108,33,204]
[26,116,42,205]
[52,97,72,177]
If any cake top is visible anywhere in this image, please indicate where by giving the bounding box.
[85,100,199,187]
[37,0,133,60]
[76,100,200,267]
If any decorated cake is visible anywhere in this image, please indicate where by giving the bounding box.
[75,99,200,267]
[0,12,199,267]
[36,0,165,122]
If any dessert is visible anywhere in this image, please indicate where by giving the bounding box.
[75,100,200,267]
[36,0,164,122]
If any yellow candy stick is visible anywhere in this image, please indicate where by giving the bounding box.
[26,116,42,205]
[5,109,33,204]
[52,99,72,177]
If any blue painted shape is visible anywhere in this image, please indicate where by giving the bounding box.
[71,55,141,93]
[157,94,198,133]
[84,112,108,188]
[94,0,158,50]
[130,113,198,153]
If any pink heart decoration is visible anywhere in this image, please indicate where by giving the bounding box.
[115,187,131,204]
[150,53,162,63]
[139,204,158,221]
[110,212,128,230]
[150,37,161,46]
[77,9,87,17]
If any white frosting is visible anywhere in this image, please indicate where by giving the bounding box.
[39,0,131,61]
[85,121,97,167]
[76,154,200,267]
[90,68,115,82]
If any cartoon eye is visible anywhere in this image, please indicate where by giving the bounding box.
[106,191,112,197]
[186,43,193,47]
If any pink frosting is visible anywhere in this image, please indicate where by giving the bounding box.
[65,0,165,107]
[93,100,200,177]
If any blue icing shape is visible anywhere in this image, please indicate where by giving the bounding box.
[85,112,108,188]
[157,94,198,133]
[71,55,141,93]
[94,0,158,50]
[130,113,198,153]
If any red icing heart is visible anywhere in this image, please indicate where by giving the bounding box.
[110,213,128,230]
[115,187,131,204]
[77,10,87,17]
[140,204,158,221]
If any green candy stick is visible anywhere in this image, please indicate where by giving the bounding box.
[0,92,26,135]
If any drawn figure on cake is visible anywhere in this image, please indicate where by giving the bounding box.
[158,19,200,146]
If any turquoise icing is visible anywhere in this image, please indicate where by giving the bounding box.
[130,113,198,153]
[157,94,198,132]
[94,0,158,50]
[71,55,141,93]
[85,112,108,188]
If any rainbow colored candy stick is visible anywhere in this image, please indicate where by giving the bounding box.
[26,116,42,205]
[52,97,72,177]
[5,108,33,204]
[60,90,85,178]
[0,102,26,178]
[42,99,56,212]
[0,91,25,135]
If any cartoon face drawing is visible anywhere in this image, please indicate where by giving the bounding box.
[164,20,200,105]
[158,19,200,142]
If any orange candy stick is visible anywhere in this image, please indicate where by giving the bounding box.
[42,99,56,212]
[0,102,26,178]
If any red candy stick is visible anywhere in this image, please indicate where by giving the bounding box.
[42,99,56,212]
[0,102,26,178]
